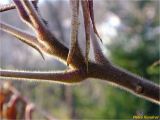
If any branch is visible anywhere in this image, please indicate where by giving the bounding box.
[2,82,57,120]
[88,63,160,104]
[0,0,38,12]
[90,25,110,64]
[0,0,159,105]
[0,22,45,59]
[67,0,80,66]
[11,0,85,69]
[7,94,20,108]
[81,0,90,71]
[88,0,102,42]
[25,103,35,120]
[19,0,47,35]
[0,3,15,12]
[0,69,86,83]
[1,63,159,104]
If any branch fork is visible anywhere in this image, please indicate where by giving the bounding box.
[0,0,159,105]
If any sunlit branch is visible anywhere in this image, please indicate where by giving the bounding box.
[0,22,45,59]
[67,0,80,66]
[88,63,160,105]
[81,0,91,71]
[13,0,33,26]
[88,0,102,42]
[0,0,38,12]
[19,0,47,36]
[0,0,159,105]
[12,0,85,69]
[90,25,110,64]
[0,69,86,83]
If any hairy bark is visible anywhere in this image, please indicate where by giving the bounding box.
[88,63,160,104]
[0,0,159,105]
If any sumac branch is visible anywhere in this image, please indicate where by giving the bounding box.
[0,0,159,105]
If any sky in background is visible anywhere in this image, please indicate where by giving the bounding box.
[0,0,60,4]
[0,0,121,45]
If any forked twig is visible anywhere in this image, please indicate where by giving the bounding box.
[0,22,45,59]
[0,0,159,105]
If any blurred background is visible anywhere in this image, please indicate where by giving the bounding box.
[0,0,159,119]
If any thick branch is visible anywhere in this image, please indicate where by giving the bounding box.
[0,22,85,69]
[0,0,159,105]
[67,0,79,65]
[11,0,85,69]
[88,63,160,104]
[0,69,86,83]
[0,23,159,103]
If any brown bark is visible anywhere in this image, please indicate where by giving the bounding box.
[0,0,159,105]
